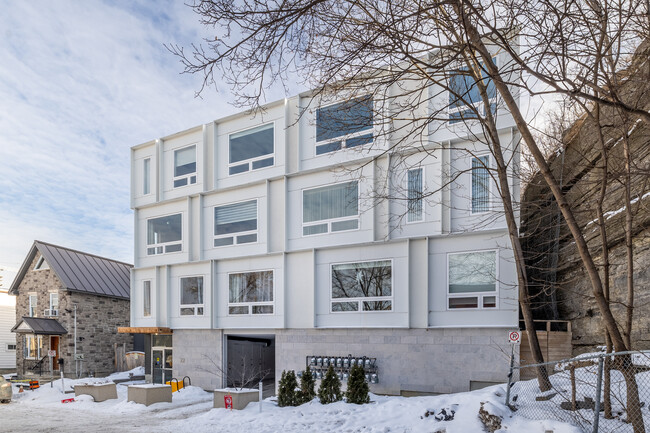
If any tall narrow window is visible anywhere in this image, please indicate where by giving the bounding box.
[29,294,37,317]
[315,96,373,155]
[174,145,197,188]
[407,168,423,222]
[228,271,274,315]
[180,276,203,316]
[229,123,274,175]
[143,158,151,195]
[143,281,151,317]
[471,156,490,213]
[214,200,258,247]
[302,181,359,235]
[448,250,497,309]
[147,214,182,255]
[331,260,392,312]
[46,293,59,317]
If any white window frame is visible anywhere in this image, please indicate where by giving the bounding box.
[406,166,425,223]
[227,269,275,316]
[329,259,393,313]
[34,256,48,270]
[6,343,16,351]
[24,335,42,359]
[143,157,151,195]
[143,280,152,318]
[227,122,275,176]
[44,292,59,317]
[301,181,360,237]
[314,96,374,156]
[179,276,204,317]
[446,249,499,311]
[173,144,198,188]
[447,57,498,125]
[146,212,183,256]
[470,154,492,215]
[28,293,37,317]
[213,199,259,248]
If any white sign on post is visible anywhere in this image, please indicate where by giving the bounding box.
[48,350,56,357]
[508,331,521,345]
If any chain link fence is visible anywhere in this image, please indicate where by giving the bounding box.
[506,351,650,433]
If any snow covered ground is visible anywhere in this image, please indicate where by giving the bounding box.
[0,367,581,433]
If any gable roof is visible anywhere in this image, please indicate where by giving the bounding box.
[11,317,68,335]
[9,241,132,300]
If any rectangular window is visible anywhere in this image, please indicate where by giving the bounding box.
[448,250,497,310]
[302,181,359,236]
[173,145,197,188]
[316,96,373,155]
[143,158,151,195]
[147,214,182,255]
[228,271,274,315]
[214,200,258,247]
[45,293,59,317]
[180,276,203,316]
[331,260,392,312]
[471,156,490,213]
[448,59,496,124]
[24,335,42,359]
[6,344,16,351]
[407,168,423,222]
[229,123,274,175]
[143,281,151,317]
[29,294,37,317]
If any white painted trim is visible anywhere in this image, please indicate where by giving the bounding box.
[178,275,205,317]
[226,269,275,316]
[328,259,394,313]
[446,249,499,311]
[301,180,360,237]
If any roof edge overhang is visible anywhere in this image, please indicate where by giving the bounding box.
[118,327,173,334]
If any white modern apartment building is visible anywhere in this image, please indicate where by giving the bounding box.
[128,53,521,395]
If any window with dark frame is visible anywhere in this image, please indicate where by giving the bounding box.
[315,96,373,155]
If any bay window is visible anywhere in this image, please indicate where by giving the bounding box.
[180,276,203,316]
[448,250,497,309]
[214,200,258,247]
[331,260,392,312]
[229,123,274,175]
[228,270,274,315]
[303,181,359,236]
[315,96,373,155]
[147,214,182,255]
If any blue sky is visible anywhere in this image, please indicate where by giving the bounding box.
[0,1,252,286]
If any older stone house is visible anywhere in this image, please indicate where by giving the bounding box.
[9,241,133,377]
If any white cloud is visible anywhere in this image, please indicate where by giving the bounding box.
[0,1,242,282]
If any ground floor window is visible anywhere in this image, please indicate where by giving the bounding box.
[24,335,42,359]
[331,260,392,312]
[228,270,274,315]
[447,250,498,309]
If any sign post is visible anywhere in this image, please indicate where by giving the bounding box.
[48,350,56,387]
[505,330,521,408]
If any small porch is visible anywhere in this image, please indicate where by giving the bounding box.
[11,316,68,377]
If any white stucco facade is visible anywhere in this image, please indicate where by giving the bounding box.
[130,58,521,394]
[0,290,17,370]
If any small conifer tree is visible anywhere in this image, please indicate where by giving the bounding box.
[299,365,316,404]
[317,365,342,404]
[346,365,370,404]
[277,370,299,407]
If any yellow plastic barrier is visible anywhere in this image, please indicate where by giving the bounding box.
[165,380,184,392]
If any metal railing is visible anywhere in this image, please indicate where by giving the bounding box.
[506,350,650,433]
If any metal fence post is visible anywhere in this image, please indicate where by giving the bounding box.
[592,355,604,433]
[505,344,515,407]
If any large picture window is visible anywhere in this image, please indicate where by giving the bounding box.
[228,271,274,315]
[471,156,490,213]
[174,145,197,188]
[331,260,392,312]
[180,276,203,316]
[24,335,42,359]
[229,123,274,175]
[214,200,258,247]
[407,168,423,222]
[448,250,497,309]
[315,96,373,155]
[147,214,182,255]
[303,181,359,236]
[448,59,496,124]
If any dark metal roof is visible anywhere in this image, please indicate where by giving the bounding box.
[12,317,68,335]
[9,241,132,300]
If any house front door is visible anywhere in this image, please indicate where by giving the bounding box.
[50,336,59,370]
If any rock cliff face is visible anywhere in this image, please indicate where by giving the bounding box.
[521,42,650,354]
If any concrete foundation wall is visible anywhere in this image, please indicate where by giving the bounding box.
[172,329,224,390]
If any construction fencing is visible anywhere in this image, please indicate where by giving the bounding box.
[506,351,650,433]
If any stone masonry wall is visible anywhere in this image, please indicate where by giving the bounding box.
[14,251,132,377]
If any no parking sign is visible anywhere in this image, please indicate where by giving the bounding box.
[224,394,233,410]
[508,331,521,344]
